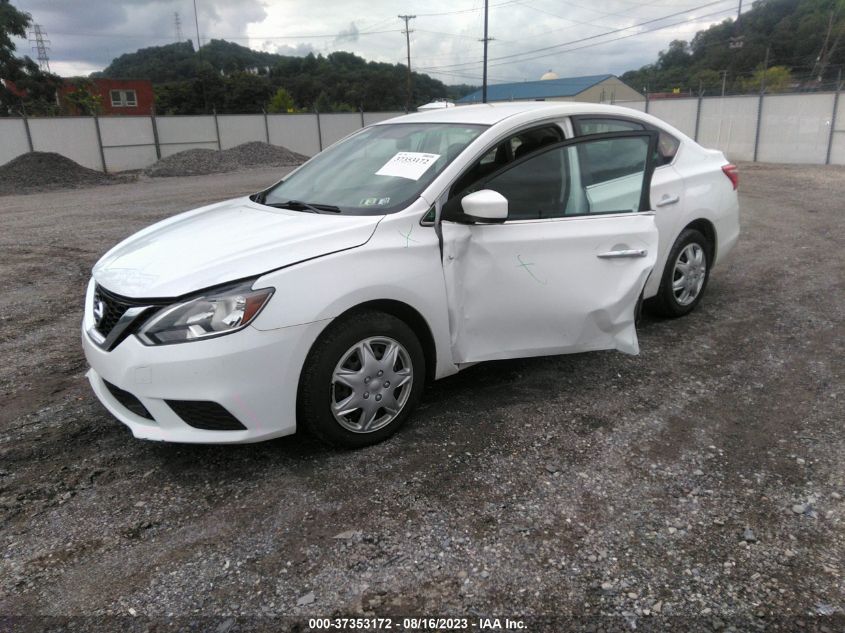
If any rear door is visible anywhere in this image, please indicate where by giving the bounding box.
[440,131,659,364]
[571,116,687,297]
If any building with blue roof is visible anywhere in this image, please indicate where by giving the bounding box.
[457,72,643,104]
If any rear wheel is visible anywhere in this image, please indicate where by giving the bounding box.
[297,310,425,448]
[646,229,712,318]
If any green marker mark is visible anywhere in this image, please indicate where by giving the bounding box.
[516,254,547,285]
[399,224,419,248]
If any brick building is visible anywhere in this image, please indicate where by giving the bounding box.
[60,78,155,115]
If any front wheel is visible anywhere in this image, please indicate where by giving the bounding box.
[646,229,712,318]
[297,310,425,448]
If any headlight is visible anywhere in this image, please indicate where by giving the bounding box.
[138,280,274,345]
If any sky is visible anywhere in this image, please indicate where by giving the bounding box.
[10,0,745,86]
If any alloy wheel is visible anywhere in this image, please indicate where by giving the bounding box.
[330,336,414,433]
[672,242,707,306]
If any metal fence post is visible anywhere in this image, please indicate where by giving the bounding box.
[213,107,222,151]
[315,108,323,152]
[644,91,650,114]
[826,70,842,165]
[263,108,270,144]
[93,114,107,173]
[150,113,161,160]
[753,47,769,162]
[359,106,365,128]
[21,111,34,152]
[694,86,703,142]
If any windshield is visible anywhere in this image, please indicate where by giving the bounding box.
[258,122,487,215]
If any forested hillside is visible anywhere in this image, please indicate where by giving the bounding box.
[622,0,845,95]
[95,40,473,113]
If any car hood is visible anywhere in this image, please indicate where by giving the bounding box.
[93,197,383,298]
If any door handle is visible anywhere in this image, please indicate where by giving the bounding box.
[597,249,649,259]
[656,194,680,207]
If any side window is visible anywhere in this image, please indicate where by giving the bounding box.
[575,118,644,134]
[449,124,563,199]
[444,133,653,222]
[573,116,680,167]
[483,148,565,220]
[655,130,680,165]
[110,90,122,107]
[575,135,651,214]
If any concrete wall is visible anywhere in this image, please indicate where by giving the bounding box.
[648,97,699,139]
[2,95,842,172]
[616,91,843,165]
[0,119,30,166]
[756,93,832,164]
[829,94,845,165]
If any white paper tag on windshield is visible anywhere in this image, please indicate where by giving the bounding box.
[376,152,441,180]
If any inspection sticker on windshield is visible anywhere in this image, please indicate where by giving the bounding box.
[376,152,441,180]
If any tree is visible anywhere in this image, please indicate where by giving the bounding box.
[99,39,464,113]
[622,0,845,95]
[0,0,62,115]
[61,78,102,115]
[742,65,794,92]
[267,87,295,113]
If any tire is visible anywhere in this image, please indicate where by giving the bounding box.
[297,309,426,448]
[645,229,712,318]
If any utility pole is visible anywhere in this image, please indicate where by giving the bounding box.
[398,15,416,112]
[29,25,51,73]
[193,0,209,112]
[192,0,202,50]
[719,70,728,96]
[812,10,840,83]
[482,0,490,103]
[730,0,744,49]
[175,11,184,42]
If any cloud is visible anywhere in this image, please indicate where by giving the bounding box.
[8,0,741,84]
[334,22,359,45]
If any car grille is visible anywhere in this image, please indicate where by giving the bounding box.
[93,285,147,339]
[103,380,155,420]
[91,284,171,350]
[165,400,247,431]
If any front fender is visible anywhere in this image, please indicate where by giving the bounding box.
[251,210,457,380]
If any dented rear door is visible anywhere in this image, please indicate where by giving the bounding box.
[440,131,659,364]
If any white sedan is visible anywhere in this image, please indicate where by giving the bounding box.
[82,102,739,447]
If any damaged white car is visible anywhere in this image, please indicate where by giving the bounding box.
[82,102,739,447]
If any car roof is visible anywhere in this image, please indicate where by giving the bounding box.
[376,101,648,126]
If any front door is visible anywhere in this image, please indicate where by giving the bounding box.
[440,132,660,364]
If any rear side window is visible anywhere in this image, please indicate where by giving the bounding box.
[573,116,679,167]
[576,118,644,134]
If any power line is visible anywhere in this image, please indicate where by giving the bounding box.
[419,0,735,71]
[29,24,51,72]
[414,0,522,18]
[484,6,738,70]
[398,15,416,111]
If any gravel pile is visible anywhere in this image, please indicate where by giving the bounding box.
[144,141,308,177]
[0,152,123,196]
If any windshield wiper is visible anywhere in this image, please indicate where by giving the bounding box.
[265,199,342,214]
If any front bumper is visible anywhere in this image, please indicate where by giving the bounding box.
[82,312,329,444]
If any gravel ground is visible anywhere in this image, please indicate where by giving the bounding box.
[0,164,843,632]
[144,141,308,177]
[0,152,132,196]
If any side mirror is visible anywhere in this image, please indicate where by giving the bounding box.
[461,189,508,223]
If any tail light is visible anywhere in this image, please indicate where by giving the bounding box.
[722,164,739,190]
